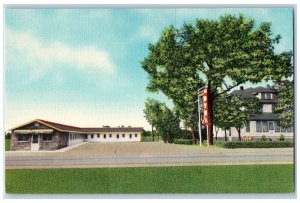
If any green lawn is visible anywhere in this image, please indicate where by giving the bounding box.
[5,139,10,151]
[6,164,294,194]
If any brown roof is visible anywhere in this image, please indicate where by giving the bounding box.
[81,127,144,133]
[39,119,82,132]
[11,119,144,133]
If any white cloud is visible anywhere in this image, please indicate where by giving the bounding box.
[138,25,161,43]
[5,28,115,80]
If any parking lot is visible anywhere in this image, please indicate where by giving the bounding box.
[5,142,294,169]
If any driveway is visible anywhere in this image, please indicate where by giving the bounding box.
[5,142,294,169]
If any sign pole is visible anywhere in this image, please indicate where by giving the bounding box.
[197,90,202,147]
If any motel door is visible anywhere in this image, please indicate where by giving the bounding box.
[31,134,40,151]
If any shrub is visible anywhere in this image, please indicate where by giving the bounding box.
[261,135,267,141]
[222,141,293,148]
[279,134,285,141]
[173,139,193,145]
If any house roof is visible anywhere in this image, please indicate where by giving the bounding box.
[249,113,280,121]
[230,86,278,103]
[10,119,144,133]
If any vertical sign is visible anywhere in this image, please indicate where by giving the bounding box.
[202,88,208,126]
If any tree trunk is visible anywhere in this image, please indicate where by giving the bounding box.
[224,129,227,141]
[214,126,219,141]
[237,128,241,141]
[207,82,214,146]
[152,124,154,141]
[191,124,196,144]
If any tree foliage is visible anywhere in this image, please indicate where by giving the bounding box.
[142,14,292,145]
[273,80,294,128]
[144,98,181,143]
[214,94,261,141]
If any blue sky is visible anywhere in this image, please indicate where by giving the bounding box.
[4,8,293,130]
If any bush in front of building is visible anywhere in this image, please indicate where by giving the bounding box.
[279,134,285,141]
[173,139,194,145]
[223,141,293,148]
[261,135,267,141]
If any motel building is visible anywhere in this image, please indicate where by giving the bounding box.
[8,119,143,151]
[213,86,294,141]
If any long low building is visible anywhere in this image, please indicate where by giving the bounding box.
[8,119,144,151]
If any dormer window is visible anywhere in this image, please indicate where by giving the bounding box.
[261,93,272,100]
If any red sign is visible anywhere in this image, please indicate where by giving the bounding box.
[202,88,208,126]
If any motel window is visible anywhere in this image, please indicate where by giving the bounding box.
[42,134,52,141]
[17,134,30,142]
[129,134,132,139]
[91,134,94,139]
[262,121,268,132]
[256,121,262,132]
[275,122,281,132]
[117,134,119,139]
[122,134,125,138]
[104,134,106,139]
[287,126,293,132]
[109,134,112,138]
[246,121,250,132]
[268,121,274,131]
[97,134,100,138]
[84,135,87,139]
[135,134,138,138]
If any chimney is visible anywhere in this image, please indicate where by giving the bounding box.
[240,86,244,91]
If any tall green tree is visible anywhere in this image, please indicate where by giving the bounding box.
[144,98,162,141]
[214,94,260,141]
[142,14,293,145]
[273,80,294,128]
[144,99,181,143]
[213,94,233,141]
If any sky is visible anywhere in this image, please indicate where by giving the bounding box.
[4,7,294,130]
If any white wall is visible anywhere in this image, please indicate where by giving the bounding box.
[214,121,293,140]
[263,104,272,113]
[85,132,141,142]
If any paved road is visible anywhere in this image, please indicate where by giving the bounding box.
[6,148,293,169]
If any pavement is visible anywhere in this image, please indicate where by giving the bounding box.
[5,142,294,169]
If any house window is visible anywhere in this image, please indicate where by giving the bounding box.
[42,134,52,141]
[275,122,281,132]
[17,134,30,141]
[130,134,132,139]
[287,126,293,132]
[91,134,94,139]
[266,93,271,100]
[268,121,274,131]
[109,134,112,138]
[122,134,125,138]
[117,134,119,139]
[246,121,250,132]
[281,127,287,132]
[104,134,106,139]
[262,121,268,132]
[135,134,138,137]
[256,121,262,132]
[97,134,100,138]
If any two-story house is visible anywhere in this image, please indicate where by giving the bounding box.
[213,86,294,141]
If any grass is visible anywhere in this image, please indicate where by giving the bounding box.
[6,164,294,194]
[5,139,10,151]
[141,135,161,142]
